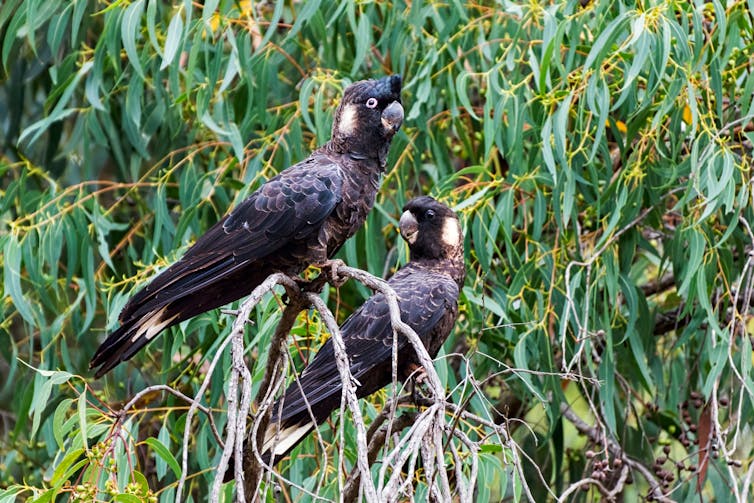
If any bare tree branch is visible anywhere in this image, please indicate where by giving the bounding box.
[305,291,379,501]
[343,408,416,503]
[244,290,307,499]
[559,401,672,502]
[174,273,298,503]
[179,263,527,502]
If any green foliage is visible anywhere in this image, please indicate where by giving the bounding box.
[2,0,754,501]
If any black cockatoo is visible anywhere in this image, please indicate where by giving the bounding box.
[91,76,403,377]
[259,196,465,464]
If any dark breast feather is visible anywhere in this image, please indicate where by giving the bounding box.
[318,153,382,258]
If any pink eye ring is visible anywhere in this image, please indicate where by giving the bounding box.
[366,97,378,108]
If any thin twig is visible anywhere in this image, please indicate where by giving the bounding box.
[115,384,224,445]
[244,292,307,498]
[221,274,301,502]
[305,292,379,501]
[175,329,236,503]
[560,401,672,502]
[343,409,416,503]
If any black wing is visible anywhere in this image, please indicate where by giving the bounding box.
[120,158,343,320]
[274,269,459,424]
[90,158,343,376]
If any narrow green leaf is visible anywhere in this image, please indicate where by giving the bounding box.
[47,3,72,56]
[50,448,85,486]
[583,12,631,70]
[218,29,239,93]
[0,487,27,503]
[677,228,705,297]
[3,233,35,324]
[2,2,26,71]
[78,387,88,450]
[298,78,317,135]
[537,12,567,94]
[121,0,145,79]
[0,0,22,30]
[741,335,752,392]
[19,60,93,146]
[30,377,52,441]
[114,494,143,503]
[479,443,503,453]
[513,335,546,402]
[552,92,572,168]
[351,14,371,74]
[455,72,481,121]
[84,70,105,111]
[71,0,87,43]
[541,115,557,183]
[52,398,74,450]
[287,0,321,39]
[161,9,184,70]
[201,0,220,29]
[155,423,170,479]
[613,28,649,110]
[143,437,182,478]
[257,0,284,50]
[600,354,617,433]
[562,171,576,227]
[145,0,160,51]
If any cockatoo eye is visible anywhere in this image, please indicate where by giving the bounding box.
[366,97,378,109]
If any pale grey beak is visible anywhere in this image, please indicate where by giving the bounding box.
[399,210,418,244]
[381,101,404,133]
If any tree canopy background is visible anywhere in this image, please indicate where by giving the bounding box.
[2,0,754,501]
